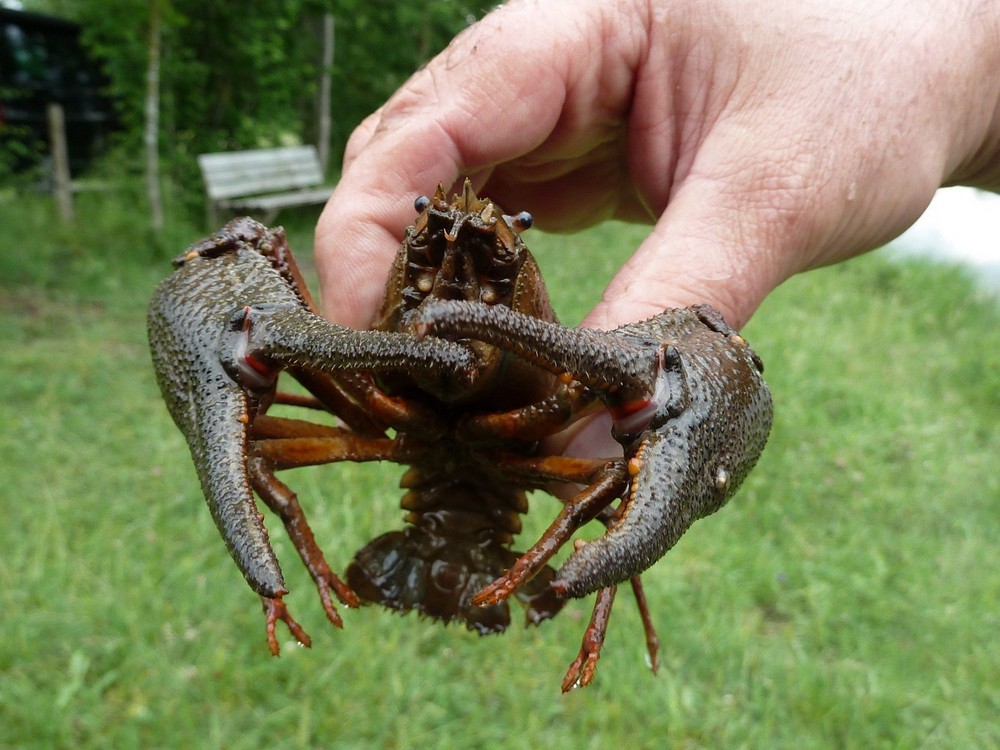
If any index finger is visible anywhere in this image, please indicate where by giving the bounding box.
[314,0,658,327]
[314,12,583,327]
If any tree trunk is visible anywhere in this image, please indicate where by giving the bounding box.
[145,0,163,231]
[316,13,334,175]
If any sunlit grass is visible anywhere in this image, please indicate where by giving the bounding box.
[1,192,997,748]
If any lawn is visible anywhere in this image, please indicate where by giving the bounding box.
[1,188,997,749]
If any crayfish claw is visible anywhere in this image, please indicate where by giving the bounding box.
[552,308,773,597]
[262,596,311,655]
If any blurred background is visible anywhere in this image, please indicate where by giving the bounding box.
[1,2,997,749]
[0,0,496,231]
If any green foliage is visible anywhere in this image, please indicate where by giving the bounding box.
[15,0,491,208]
[1,189,998,748]
[79,1,318,148]
[0,93,43,177]
[328,1,482,147]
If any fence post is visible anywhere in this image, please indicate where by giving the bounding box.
[47,102,74,222]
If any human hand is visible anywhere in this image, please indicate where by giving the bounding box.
[315,0,999,333]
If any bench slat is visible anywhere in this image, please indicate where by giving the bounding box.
[198,146,325,200]
[220,187,333,211]
[197,145,333,225]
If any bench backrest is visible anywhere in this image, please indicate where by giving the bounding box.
[198,146,324,200]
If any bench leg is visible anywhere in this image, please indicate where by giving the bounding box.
[207,201,220,230]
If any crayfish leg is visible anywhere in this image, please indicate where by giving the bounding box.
[457,387,600,442]
[331,371,450,436]
[562,584,617,692]
[285,368,387,437]
[472,461,627,607]
[248,457,360,631]
[262,595,311,655]
[629,575,660,674]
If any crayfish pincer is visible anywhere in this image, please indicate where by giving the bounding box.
[147,182,772,690]
[414,301,773,596]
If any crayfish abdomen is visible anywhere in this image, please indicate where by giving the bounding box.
[347,466,565,633]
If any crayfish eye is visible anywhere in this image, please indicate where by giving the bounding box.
[414,195,431,213]
[506,211,533,233]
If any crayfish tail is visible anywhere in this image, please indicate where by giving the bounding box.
[347,479,565,632]
[346,517,513,635]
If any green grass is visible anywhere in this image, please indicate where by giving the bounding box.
[1,189,997,749]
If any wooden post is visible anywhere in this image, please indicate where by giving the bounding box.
[47,102,73,222]
[316,13,334,174]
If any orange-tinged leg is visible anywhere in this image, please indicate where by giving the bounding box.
[284,368,387,437]
[248,457,358,651]
[562,584,617,692]
[490,452,661,684]
[629,575,660,675]
[250,414,407,468]
[247,412,428,651]
[457,387,600,442]
[473,461,627,607]
[262,595,312,655]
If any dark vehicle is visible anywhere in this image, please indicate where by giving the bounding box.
[0,8,115,175]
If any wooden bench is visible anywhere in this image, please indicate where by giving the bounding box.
[197,145,333,227]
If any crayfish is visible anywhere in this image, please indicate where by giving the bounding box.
[147,181,772,690]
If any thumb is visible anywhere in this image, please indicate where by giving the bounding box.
[582,175,794,332]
